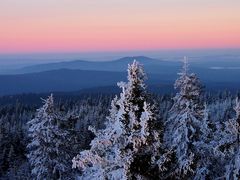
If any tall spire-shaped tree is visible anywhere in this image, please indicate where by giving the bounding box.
[164,57,207,178]
[73,60,165,179]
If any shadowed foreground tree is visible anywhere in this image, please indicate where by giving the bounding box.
[27,94,72,179]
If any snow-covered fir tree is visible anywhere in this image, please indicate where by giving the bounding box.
[192,103,218,180]
[27,94,71,180]
[164,57,210,178]
[216,97,240,180]
[72,60,168,179]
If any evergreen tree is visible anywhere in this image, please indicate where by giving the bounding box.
[27,94,71,179]
[217,97,240,180]
[164,57,207,178]
[72,60,167,179]
[192,103,217,180]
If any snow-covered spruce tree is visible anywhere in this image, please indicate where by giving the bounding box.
[72,60,168,179]
[27,94,71,180]
[192,103,219,180]
[164,57,210,178]
[216,97,240,180]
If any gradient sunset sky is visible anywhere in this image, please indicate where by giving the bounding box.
[1,0,240,53]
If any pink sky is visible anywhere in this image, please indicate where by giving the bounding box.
[0,0,240,53]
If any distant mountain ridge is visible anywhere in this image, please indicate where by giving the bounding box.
[0,55,240,95]
[0,69,125,95]
[1,54,240,75]
[2,56,182,75]
[0,67,239,96]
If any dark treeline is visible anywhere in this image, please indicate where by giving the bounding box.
[0,90,238,179]
[0,93,114,179]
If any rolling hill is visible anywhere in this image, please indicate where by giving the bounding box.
[0,56,240,95]
[2,56,182,75]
